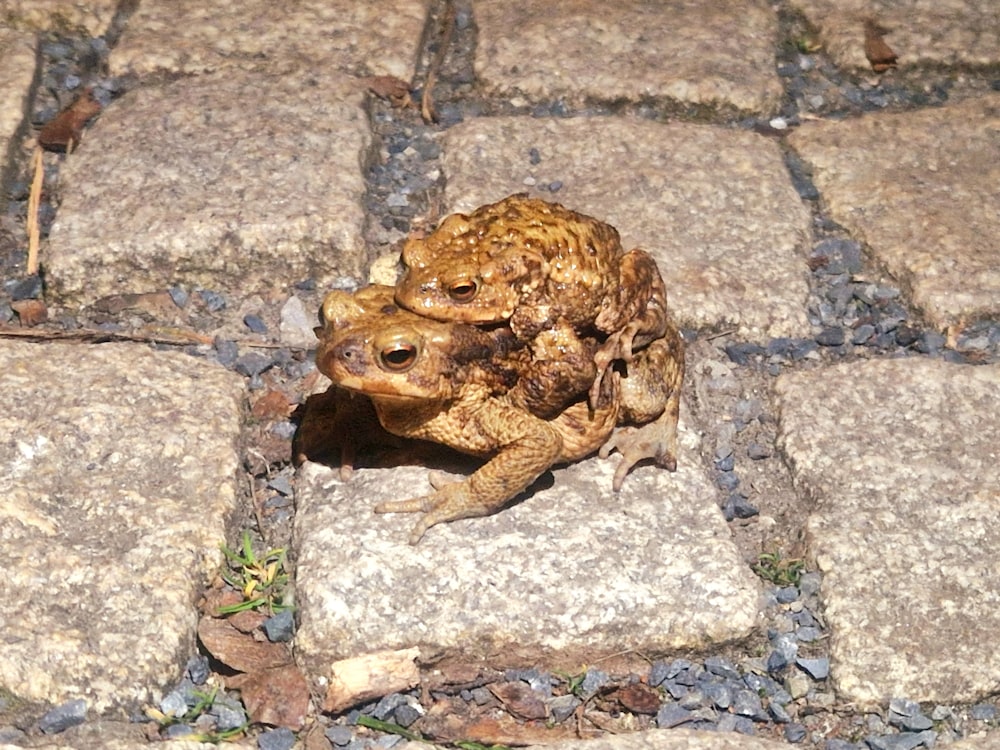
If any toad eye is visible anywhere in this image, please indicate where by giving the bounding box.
[447,278,479,303]
[379,343,418,372]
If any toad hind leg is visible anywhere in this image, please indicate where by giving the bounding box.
[599,324,684,491]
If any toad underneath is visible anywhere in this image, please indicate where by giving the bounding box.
[315,285,619,543]
[315,285,682,543]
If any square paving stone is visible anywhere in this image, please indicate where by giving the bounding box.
[0,341,245,712]
[0,28,35,170]
[110,0,429,79]
[776,358,1000,705]
[789,0,1000,70]
[294,427,761,677]
[789,94,1000,331]
[46,68,370,309]
[439,116,813,341]
[473,0,783,114]
[1,0,119,36]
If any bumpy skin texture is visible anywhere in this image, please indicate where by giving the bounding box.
[315,286,619,544]
[395,194,669,416]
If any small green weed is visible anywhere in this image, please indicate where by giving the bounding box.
[218,530,291,615]
[145,687,247,743]
[752,551,805,587]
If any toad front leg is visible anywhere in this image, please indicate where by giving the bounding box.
[374,401,563,544]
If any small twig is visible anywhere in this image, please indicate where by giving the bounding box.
[26,146,43,275]
[703,328,738,341]
[0,325,305,350]
[421,0,456,123]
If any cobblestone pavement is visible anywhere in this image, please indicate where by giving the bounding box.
[1,1,999,749]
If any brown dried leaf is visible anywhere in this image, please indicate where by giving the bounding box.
[365,75,414,108]
[252,389,296,420]
[38,89,102,152]
[488,682,549,721]
[864,18,898,72]
[92,291,179,319]
[197,615,292,673]
[227,608,269,634]
[228,665,310,730]
[615,682,661,715]
[419,697,593,745]
[11,298,48,327]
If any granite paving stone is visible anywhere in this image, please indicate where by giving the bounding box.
[46,67,370,310]
[109,0,429,79]
[440,116,813,340]
[473,0,783,114]
[0,340,245,713]
[789,94,1000,331]
[294,419,760,676]
[0,27,35,173]
[0,0,119,36]
[775,358,1000,705]
[789,0,1000,71]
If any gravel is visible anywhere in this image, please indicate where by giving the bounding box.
[38,699,87,734]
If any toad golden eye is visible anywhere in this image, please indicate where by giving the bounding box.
[379,343,418,371]
[447,279,479,303]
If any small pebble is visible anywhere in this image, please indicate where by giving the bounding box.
[796,657,830,680]
[816,327,845,346]
[722,494,758,520]
[648,660,670,687]
[548,694,581,723]
[186,654,210,685]
[197,289,227,312]
[704,656,741,681]
[776,585,799,603]
[578,667,609,699]
[168,285,189,308]
[747,442,772,460]
[210,694,247,731]
[234,352,273,378]
[326,725,354,746]
[716,471,740,492]
[970,703,997,721]
[243,313,268,333]
[796,626,822,642]
[263,609,295,642]
[267,475,293,496]
[39,699,87,734]
[656,702,694,728]
[785,723,808,742]
[258,727,296,750]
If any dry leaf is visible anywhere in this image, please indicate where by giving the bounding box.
[228,665,310,730]
[38,88,102,152]
[615,683,661,715]
[366,75,414,108]
[11,298,48,327]
[488,682,548,721]
[252,389,296,420]
[419,697,594,745]
[197,615,293,673]
[864,18,897,72]
[92,291,179,319]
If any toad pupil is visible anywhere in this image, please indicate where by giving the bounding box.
[380,344,418,371]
